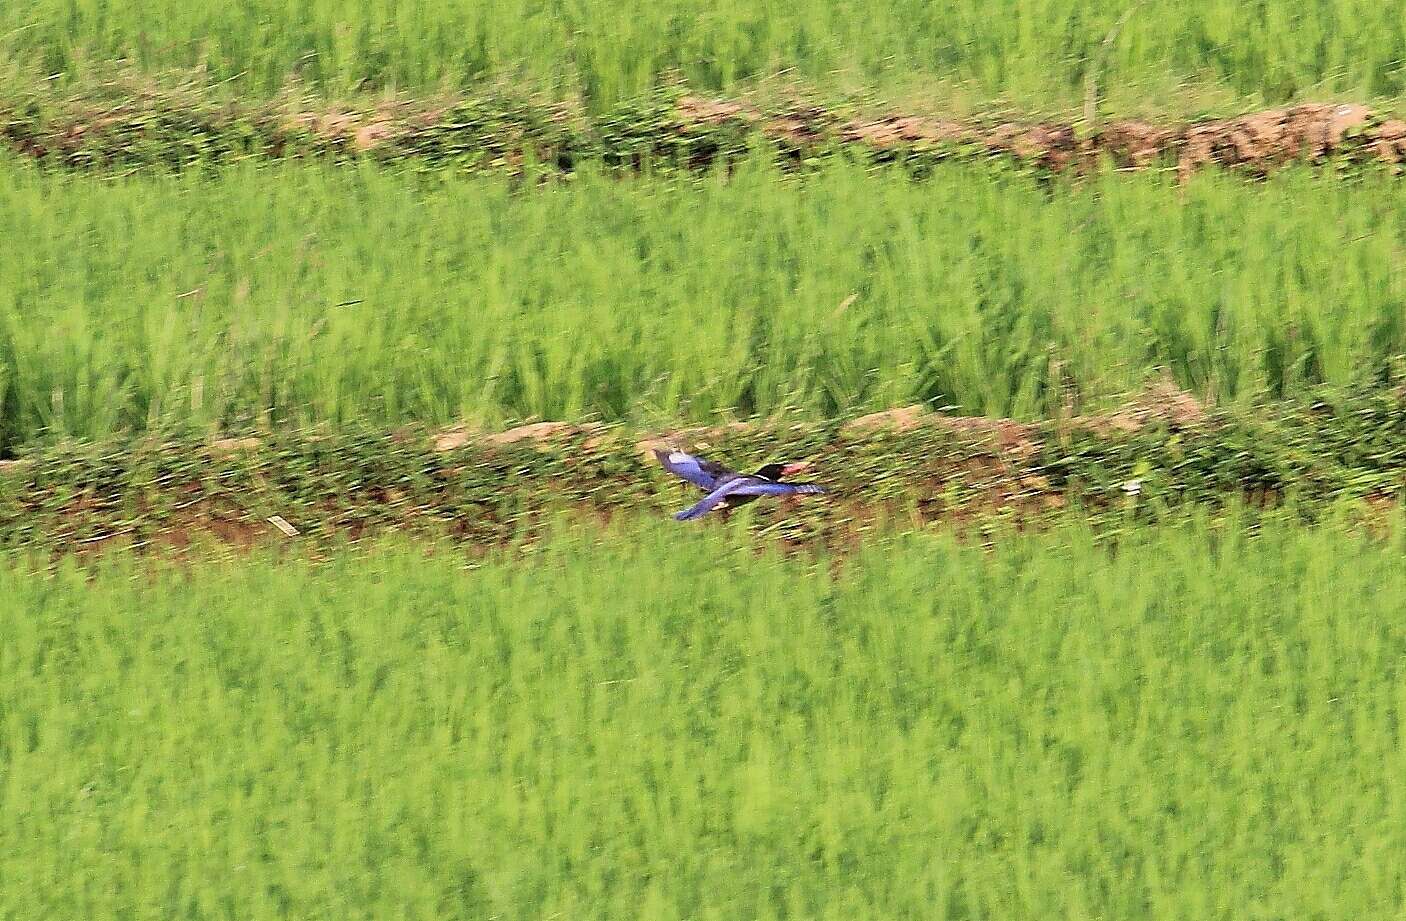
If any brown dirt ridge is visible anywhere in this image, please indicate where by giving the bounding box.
[682,96,1406,179]
[4,81,1405,178]
[4,378,1406,559]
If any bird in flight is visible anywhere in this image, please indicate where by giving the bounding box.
[653,449,826,521]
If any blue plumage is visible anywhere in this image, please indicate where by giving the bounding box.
[653,449,825,521]
[653,449,726,490]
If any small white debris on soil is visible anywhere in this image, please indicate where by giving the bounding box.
[266,515,300,537]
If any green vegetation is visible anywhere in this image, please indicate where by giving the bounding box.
[2,156,1404,445]
[6,3,1406,918]
[5,79,1402,181]
[4,521,1406,918]
[3,380,1405,553]
[3,0,1404,113]
[7,3,1405,921]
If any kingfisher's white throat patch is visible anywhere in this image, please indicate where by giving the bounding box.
[668,452,691,464]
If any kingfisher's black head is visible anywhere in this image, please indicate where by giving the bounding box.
[753,461,811,481]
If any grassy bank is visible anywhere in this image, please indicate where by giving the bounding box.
[2,157,1405,445]
[2,381,1403,554]
[5,80,1403,179]
[3,0,1404,113]
[5,521,1406,918]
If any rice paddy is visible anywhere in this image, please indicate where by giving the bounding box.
[1,156,1404,446]
[3,519,1406,919]
[4,0,1404,113]
[4,2,1403,915]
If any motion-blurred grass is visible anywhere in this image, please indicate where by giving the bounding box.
[4,517,1406,918]
[0,155,1403,445]
[2,0,1403,113]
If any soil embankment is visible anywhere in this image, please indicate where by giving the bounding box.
[6,381,1404,556]
[5,84,1404,178]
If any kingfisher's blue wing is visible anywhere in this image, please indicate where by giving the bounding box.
[673,478,754,521]
[728,481,826,497]
[654,449,725,489]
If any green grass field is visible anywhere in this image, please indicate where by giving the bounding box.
[3,0,1403,113]
[4,518,1406,918]
[2,155,1404,445]
[6,3,1405,915]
